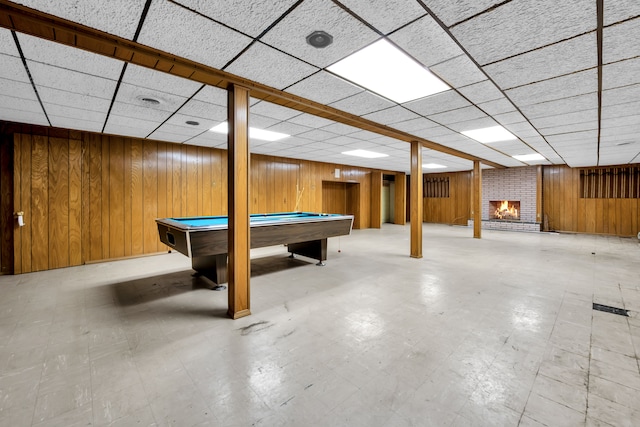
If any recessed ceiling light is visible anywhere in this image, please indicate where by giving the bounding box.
[461,125,517,143]
[342,149,389,159]
[327,39,450,103]
[513,153,546,162]
[209,122,290,142]
[185,120,200,126]
[423,163,447,169]
[139,97,160,105]
[306,31,333,48]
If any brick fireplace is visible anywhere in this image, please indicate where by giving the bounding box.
[468,166,541,232]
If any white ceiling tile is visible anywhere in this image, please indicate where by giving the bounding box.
[457,80,504,104]
[505,69,597,106]
[389,15,464,69]
[492,111,528,126]
[115,82,189,114]
[603,0,640,26]
[538,122,597,135]
[339,0,427,35]
[428,106,487,125]
[251,101,301,121]
[137,0,251,69]
[420,0,505,27]
[11,0,146,39]
[177,99,227,122]
[193,86,227,106]
[600,115,640,130]
[286,71,362,105]
[546,130,598,144]
[483,33,596,90]
[602,57,640,90]
[0,55,30,82]
[103,115,160,138]
[185,130,227,147]
[173,0,299,38]
[361,106,420,125]
[530,109,598,129]
[44,103,106,125]
[225,42,318,90]
[296,128,339,142]
[451,0,596,65]
[105,102,174,136]
[391,117,438,133]
[404,90,470,116]
[602,83,640,107]
[122,64,202,97]
[519,93,597,119]
[27,61,117,99]
[164,113,217,133]
[0,94,42,114]
[37,87,111,115]
[413,126,457,140]
[288,113,336,129]
[320,122,360,135]
[477,98,515,116]
[431,55,487,88]
[325,135,363,146]
[18,34,123,78]
[0,106,48,125]
[449,116,499,133]
[0,28,18,56]
[329,91,394,116]
[265,121,312,136]
[248,113,280,129]
[603,18,640,64]
[0,78,37,100]
[48,115,104,133]
[260,0,380,68]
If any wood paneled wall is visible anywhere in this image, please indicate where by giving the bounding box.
[0,133,13,274]
[423,171,472,225]
[543,165,640,236]
[6,123,373,273]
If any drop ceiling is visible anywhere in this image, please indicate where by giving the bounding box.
[1,0,639,173]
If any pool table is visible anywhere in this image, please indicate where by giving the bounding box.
[156,212,354,285]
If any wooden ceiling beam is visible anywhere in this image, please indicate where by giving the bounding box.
[0,1,505,169]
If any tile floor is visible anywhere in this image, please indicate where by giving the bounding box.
[0,224,639,426]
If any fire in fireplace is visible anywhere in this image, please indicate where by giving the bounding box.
[490,200,520,220]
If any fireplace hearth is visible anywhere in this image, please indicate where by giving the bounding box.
[489,200,520,220]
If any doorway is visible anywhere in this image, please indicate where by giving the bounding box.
[321,181,360,229]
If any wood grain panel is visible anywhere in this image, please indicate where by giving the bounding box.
[186,144,198,216]
[109,136,124,259]
[10,134,20,274]
[48,136,69,269]
[31,134,49,271]
[101,136,110,259]
[142,141,158,252]
[131,138,144,255]
[68,137,82,266]
[2,134,14,274]
[88,133,102,261]
[81,138,91,264]
[123,138,132,256]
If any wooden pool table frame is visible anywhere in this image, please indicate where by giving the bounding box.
[156,213,354,285]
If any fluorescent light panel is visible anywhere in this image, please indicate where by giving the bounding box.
[327,39,450,103]
[342,149,388,158]
[423,163,447,169]
[461,125,517,143]
[209,122,289,142]
[513,153,545,162]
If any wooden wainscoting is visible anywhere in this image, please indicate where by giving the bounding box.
[6,123,374,273]
[422,171,472,226]
[543,165,640,236]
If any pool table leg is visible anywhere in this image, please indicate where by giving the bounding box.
[192,253,228,286]
[287,239,327,265]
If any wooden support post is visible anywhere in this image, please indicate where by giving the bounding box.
[227,84,251,319]
[473,160,482,239]
[410,141,422,258]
